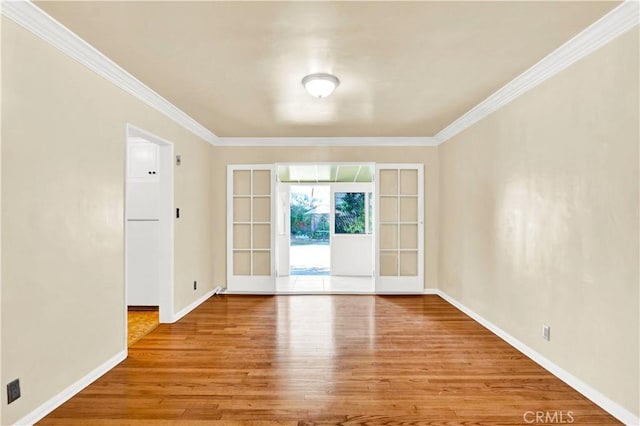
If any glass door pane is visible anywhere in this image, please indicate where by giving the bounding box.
[375,164,423,293]
[227,165,275,292]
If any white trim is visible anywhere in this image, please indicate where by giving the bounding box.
[227,166,234,289]
[125,124,175,325]
[216,137,438,147]
[227,164,277,293]
[223,290,276,295]
[157,142,175,324]
[374,164,424,293]
[435,290,640,426]
[226,277,276,293]
[2,1,637,147]
[171,288,216,323]
[1,1,218,145]
[14,350,127,426]
[12,289,636,425]
[276,161,376,167]
[435,0,640,144]
[228,287,428,296]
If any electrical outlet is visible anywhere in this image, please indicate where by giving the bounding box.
[542,324,551,341]
[7,379,20,404]
[193,281,197,290]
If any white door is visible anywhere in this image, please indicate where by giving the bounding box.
[375,164,424,293]
[126,221,160,305]
[227,165,276,292]
[126,138,161,306]
[330,183,374,276]
[276,183,290,277]
[127,140,159,181]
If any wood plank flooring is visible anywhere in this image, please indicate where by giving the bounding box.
[39,295,620,425]
[128,309,159,347]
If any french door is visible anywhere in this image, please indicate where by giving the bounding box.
[330,183,374,276]
[375,164,424,293]
[227,165,276,292]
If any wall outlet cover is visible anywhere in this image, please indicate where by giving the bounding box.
[7,379,21,404]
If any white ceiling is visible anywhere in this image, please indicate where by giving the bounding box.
[37,1,619,138]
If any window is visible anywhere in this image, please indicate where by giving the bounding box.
[335,192,373,234]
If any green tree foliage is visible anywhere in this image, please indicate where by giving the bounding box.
[290,192,313,237]
[335,192,365,234]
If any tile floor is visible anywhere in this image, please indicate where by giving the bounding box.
[276,275,374,294]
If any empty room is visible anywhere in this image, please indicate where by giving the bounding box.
[1,1,638,425]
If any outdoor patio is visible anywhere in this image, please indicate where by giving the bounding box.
[290,241,330,275]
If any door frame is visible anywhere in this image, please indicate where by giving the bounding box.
[229,162,424,294]
[125,124,175,335]
[274,161,376,279]
[374,163,424,294]
[275,182,291,277]
[226,164,276,293]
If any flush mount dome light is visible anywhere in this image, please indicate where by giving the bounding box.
[302,73,340,98]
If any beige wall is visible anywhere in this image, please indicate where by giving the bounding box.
[439,28,639,417]
[0,16,3,425]
[210,146,439,290]
[1,18,212,425]
[2,5,637,425]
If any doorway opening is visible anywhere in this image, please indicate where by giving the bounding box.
[289,185,330,275]
[228,162,424,294]
[127,307,159,346]
[125,124,174,348]
[275,163,375,293]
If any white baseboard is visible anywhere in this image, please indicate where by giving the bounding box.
[14,286,222,425]
[171,288,217,323]
[435,290,639,426]
[13,289,636,425]
[15,350,127,426]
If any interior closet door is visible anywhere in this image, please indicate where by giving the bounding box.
[227,165,275,293]
[375,164,424,293]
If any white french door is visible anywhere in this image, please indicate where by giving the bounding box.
[227,165,276,292]
[330,183,374,276]
[375,164,424,293]
[276,183,291,277]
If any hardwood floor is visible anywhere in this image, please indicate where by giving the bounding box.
[127,308,159,346]
[40,295,620,425]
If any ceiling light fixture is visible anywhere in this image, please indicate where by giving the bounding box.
[302,73,340,98]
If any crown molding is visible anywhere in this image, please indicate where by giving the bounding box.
[215,137,438,147]
[434,0,640,145]
[2,0,637,148]
[1,0,219,145]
